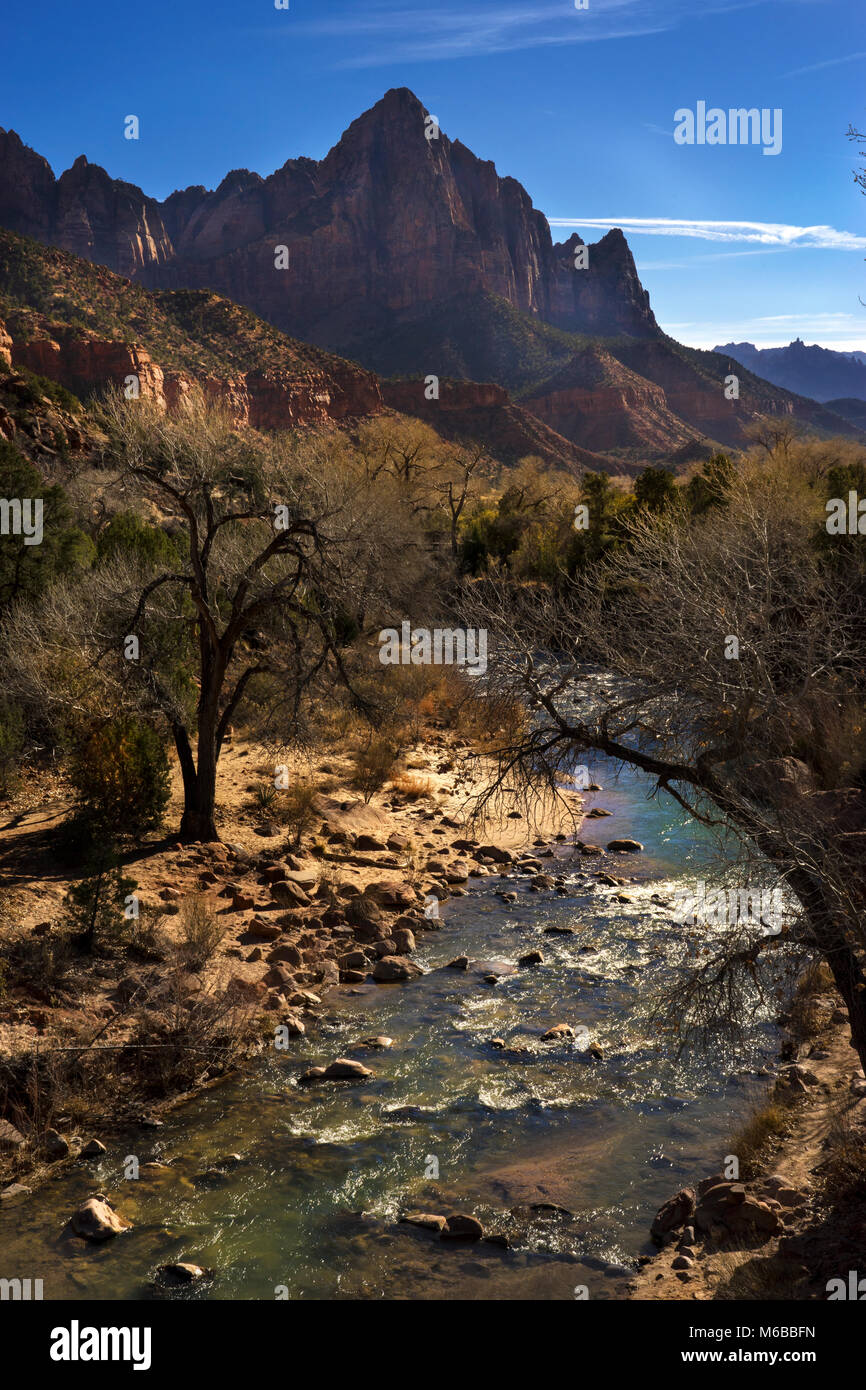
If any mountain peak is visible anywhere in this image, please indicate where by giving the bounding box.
[376,86,428,115]
[0,96,658,347]
[337,87,431,144]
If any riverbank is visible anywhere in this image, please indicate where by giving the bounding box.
[0,724,584,1197]
[630,983,866,1301]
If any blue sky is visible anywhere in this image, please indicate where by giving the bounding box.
[4,0,865,348]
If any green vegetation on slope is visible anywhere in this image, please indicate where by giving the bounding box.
[0,228,371,381]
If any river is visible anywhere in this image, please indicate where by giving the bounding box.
[0,754,780,1300]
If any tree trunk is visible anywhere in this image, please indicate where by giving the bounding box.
[174,712,220,843]
[825,941,866,1075]
[179,792,218,843]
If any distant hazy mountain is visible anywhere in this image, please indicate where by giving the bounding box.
[713,338,866,403]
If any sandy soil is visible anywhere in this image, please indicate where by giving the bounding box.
[0,725,583,1180]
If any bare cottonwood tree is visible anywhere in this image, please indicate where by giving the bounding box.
[3,392,430,841]
[462,446,866,1068]
[432,442,490,557]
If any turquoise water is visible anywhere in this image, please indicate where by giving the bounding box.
[0,756,779,1300]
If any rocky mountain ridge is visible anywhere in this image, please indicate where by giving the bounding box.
[0,89,657,354]
[1,97,862,466]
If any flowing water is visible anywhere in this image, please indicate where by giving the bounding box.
[0,757,781,1301]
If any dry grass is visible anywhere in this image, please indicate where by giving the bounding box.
[124,904,169,961]
[390,773,435,801]
[785,960,835,1049]
[124,974,254,1097]
[350,734,401,803]
[728,1098,793,1180]
[712,1250,809,1301]
[278,777,319,846]
[176,895,226,971]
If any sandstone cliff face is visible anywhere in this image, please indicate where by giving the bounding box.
[527,382,699,455]
[523,346,705,458]
[10,330,383,430]
[0,130,59,245]
[14,336,167,400]
[606,339,813,450]
[0,91,658,354]
[0,316,12,368]
[0,132,173,277]
[54,156,173,276]
[547,231,656,338]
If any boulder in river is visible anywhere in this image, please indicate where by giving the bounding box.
[322,1059,372,1080]
[0,1183,32,1203]
[400,1212,447,1233]
[154,1262,212,1286]
[373,956,423,982]
[441,1213,484,1240]
[541,1023,574,1041]
[301,1059,373,1083]
[80,1138,107,1160]
[299,1066,327,1084]
[71,1196,132,1241]
[392,927,416,955]
[606,838,644,853]
[518,950,544,966]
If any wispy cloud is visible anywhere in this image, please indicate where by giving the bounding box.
[639,247,795,269]
[782,50,866,79]
[664,312,865,351]
[294,0,760,67]
[549,217,866,250]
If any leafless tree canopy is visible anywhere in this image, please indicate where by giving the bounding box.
[461,449,866,1064]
